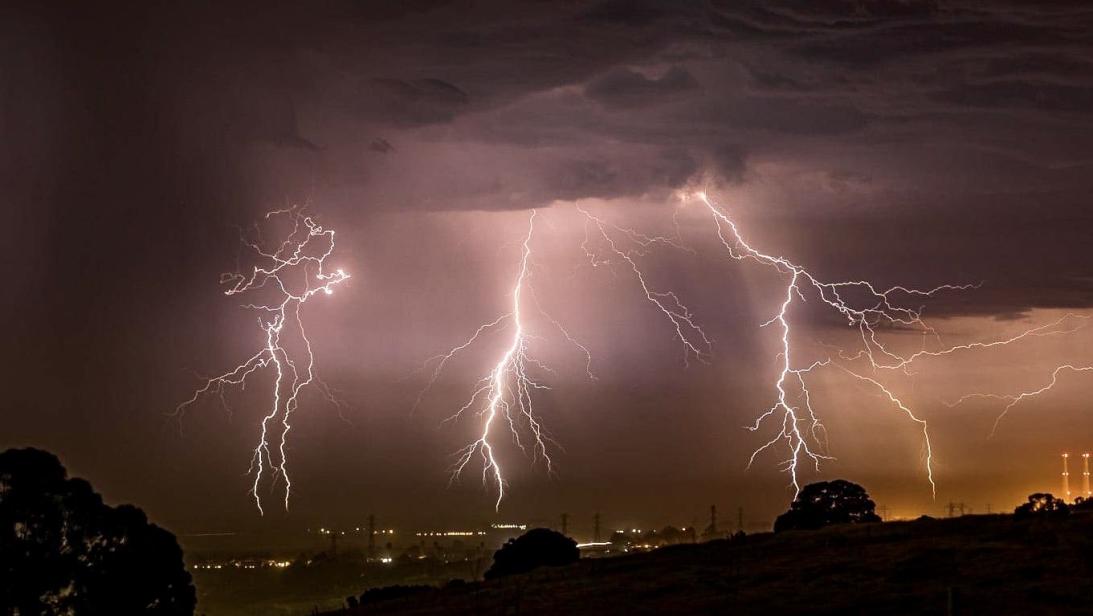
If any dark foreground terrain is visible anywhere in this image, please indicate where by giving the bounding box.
[328,513,1093,615]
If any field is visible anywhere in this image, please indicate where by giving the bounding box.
[330,513,1093,615]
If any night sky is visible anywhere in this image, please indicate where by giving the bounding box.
[4,1,1093,539]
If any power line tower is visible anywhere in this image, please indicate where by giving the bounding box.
[593,513,601,543]
[367,514,376,561]
[1083,453,1090,498]
[561,513,568,536]
[1062,453,1072,501]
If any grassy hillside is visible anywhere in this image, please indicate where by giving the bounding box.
[328,513,1093,615]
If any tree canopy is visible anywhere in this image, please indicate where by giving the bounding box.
[0,448,195,615]
[1014,493,1070,519]
[773,479,881,533]
[484,528,579,579]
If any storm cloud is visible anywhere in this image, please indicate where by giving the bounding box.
[4,0,1093,532]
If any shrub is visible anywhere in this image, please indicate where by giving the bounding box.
[1014,493,1069,519]
[774,479,881,533]
[484,528,579,579]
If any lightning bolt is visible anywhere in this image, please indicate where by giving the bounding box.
[417,210,590,510]
[690,191,1093,497]
[947,363,1093,437]
[175,207,349,514]
[692,192,974,495]
[577,204,712,364]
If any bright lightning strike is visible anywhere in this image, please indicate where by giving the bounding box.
[692,192,982,497]
[417,210,590,510]
[690,192,1093,497]
[175,207,349,514]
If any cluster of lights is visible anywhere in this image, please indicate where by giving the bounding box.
[191,559,291,570]
[415,531,487,537]
[316,527,397,535]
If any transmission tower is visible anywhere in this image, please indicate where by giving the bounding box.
[367,514,375,560]
[1083,453,1090,498]
[1062,453,1072,500]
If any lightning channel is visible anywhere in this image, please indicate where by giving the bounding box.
[694,191,972,497]
[174,207,349,514]
[947,363,1093,437]
[417,210,591,510]
[577,204,712,364]
[694,191,1092,497]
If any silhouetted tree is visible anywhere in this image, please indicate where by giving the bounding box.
[1014,493,1070,519]
[484,528,579,579]
[346,595,359,609]
[773,479,881,532]
[659,525,684,544]
[1072,496,1093,512]
[0,448,195,615]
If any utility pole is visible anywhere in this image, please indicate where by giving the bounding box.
[561,513,568,536]
[593,513,601,543]
[737,507,744,534]
[367,514,375,561]
[709,505,718,537]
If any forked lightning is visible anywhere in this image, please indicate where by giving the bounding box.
[175,208,348,514]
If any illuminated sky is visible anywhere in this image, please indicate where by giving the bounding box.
[4,1,1093,536]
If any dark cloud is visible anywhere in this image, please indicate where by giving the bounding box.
[369,138,395,154]
[548,148,698,201]
[584,66,699,108]
[709,144,748,183]
[930,81,1093,113]
[366,78,470,126]
[4,0,1093,531]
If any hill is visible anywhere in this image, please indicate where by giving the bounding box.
[325,513,1093,615]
